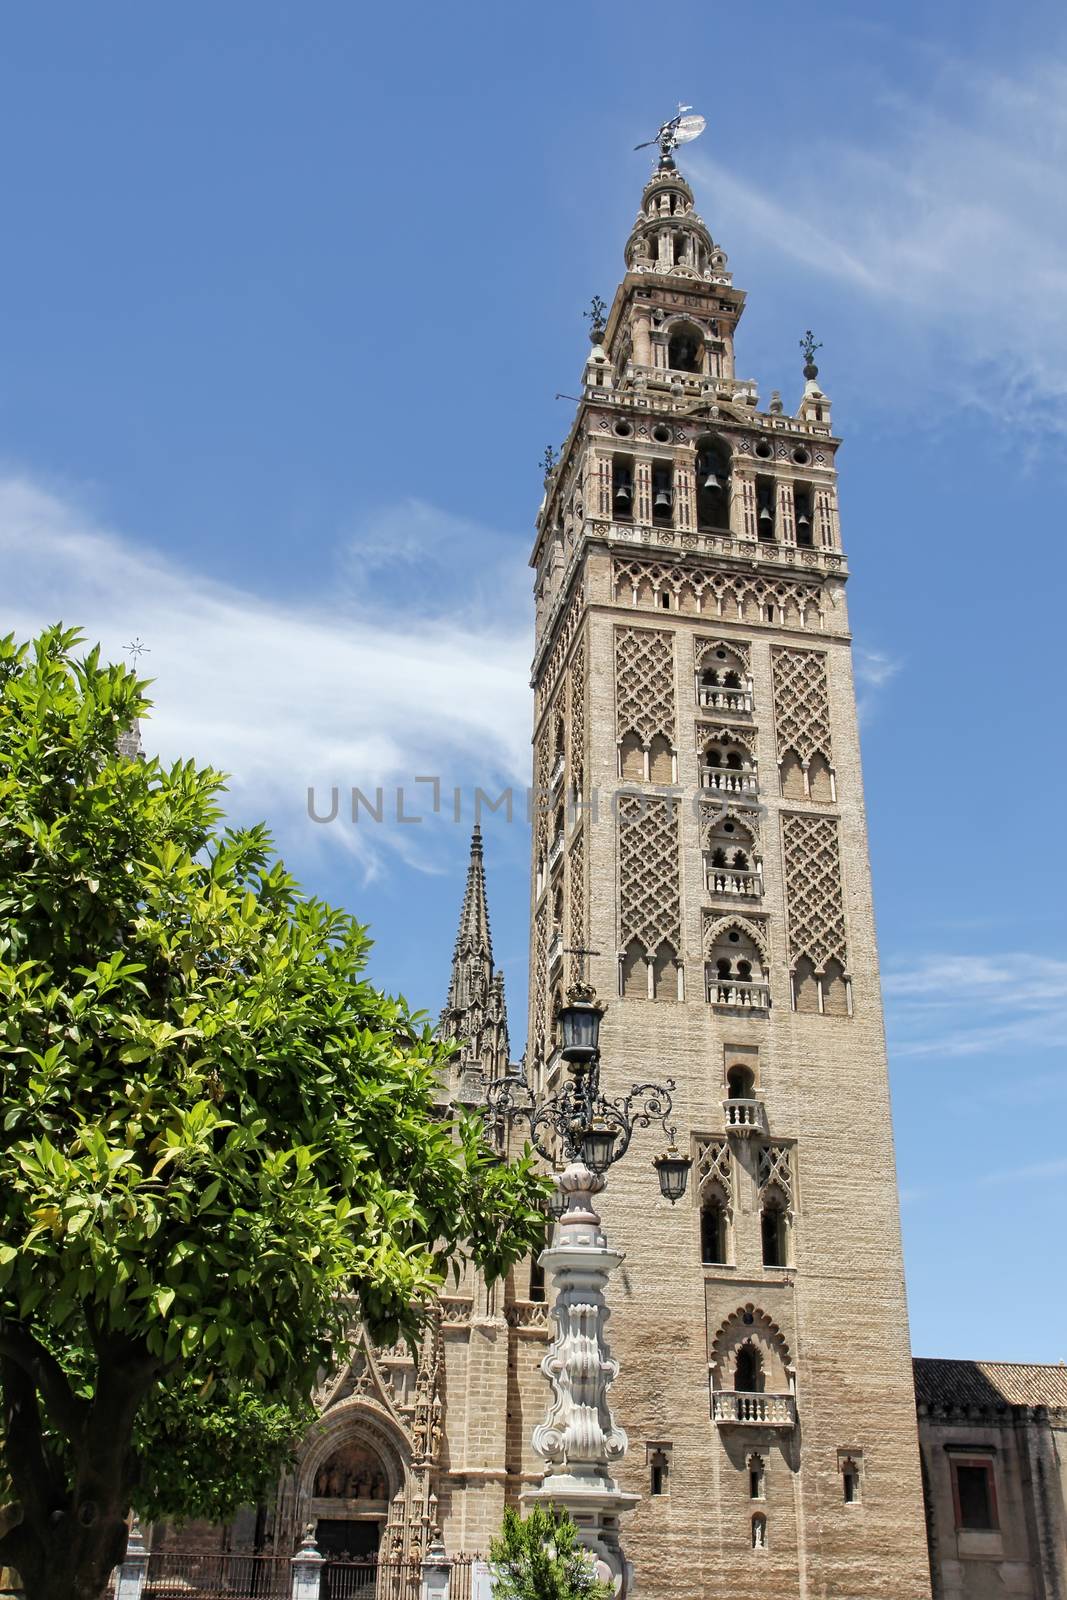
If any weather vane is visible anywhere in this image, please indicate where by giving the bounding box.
[584,295,608,335]
[541,445,559,477]
[800,330,823,379]
[125,637,150,665]
[634,104,707,161]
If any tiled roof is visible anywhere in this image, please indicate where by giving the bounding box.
[914,1358,1067,1411]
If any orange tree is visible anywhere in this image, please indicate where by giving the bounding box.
[0,627,548,1600]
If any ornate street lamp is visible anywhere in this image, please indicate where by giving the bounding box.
[486,982,691,1202]
[486,982,691,1598]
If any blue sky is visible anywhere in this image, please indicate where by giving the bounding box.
[2,1,1066,1363]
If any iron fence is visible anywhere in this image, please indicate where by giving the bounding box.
[143,1551,290,1599]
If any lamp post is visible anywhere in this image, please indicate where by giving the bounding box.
[484,984,691,1598]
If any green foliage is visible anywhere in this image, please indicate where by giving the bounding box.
[0,625,550,1589]
[133,1385,313,1525]
[488,1507,612,1600]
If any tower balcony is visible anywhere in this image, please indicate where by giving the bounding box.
[549,751,566,795]
[712,1390,795,1428]
[548,830,565,870]
[723,1097,765,1135]
[697,686,752,714]
[547,930,563,973]
[705,867,762,900]
[706,976,771,1011]
[700,767,758,797]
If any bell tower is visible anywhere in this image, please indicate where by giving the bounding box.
[527,140,931,1599]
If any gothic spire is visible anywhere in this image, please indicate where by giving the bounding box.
[439,826,511,1098]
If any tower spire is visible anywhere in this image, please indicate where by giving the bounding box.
[439,826,511,1099]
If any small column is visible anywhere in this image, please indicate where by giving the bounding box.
[777,480,796,546]
[290,1529,324,1600]
[673,457,695,532]
[733,470,757,540]
[115,1519,149,1600]
[633,460,653,525]
[523,1162,639,1599]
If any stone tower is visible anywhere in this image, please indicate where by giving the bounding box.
[527,148,932,1599]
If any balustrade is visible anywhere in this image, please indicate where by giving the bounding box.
[697,686,752,713]
[723,1097,765,1133]
[712,1390,795,1427]
[705,867,761,899]
[547,930,563,971]
[700,768,758,795]
[706,978,771,1011]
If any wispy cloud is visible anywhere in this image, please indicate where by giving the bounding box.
[854,645,902,723]
[0,475,533,879]
[689,59,1067,434]
[885,951,1067,1058]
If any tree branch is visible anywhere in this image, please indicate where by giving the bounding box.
[0,1319,88,1447]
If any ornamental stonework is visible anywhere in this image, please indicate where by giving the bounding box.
[781,812,848,973]
[771,647,832,765]
[617,794,681,956]
[613,556,823,629]
[614,626,676,745]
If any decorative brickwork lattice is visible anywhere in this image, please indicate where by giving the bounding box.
[568,630,586,788]
[771,647,832,764]
[618,794,681,956]
[696,1137,733,1201]
[615,627,676,745]
[567,831,585,987]
[781,813,848,973]
[534,724,552,859]
[612,557,823,629]
[532,902,548,1070]
[536,583,585,714]
[757,1144,793,1206]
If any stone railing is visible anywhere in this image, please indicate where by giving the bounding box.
[549,752,566,793]
[506,1300,551,1331]
[548,831,565,869]
[706,979,771,1011]
[723,1098,765,1134]
[596,519,845,574]
[705,868,761,899]
[700,768,758,796]
[712,1391,795,1427]
[547,930,563,971]
[697,686,752,713]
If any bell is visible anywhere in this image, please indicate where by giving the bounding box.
[702,471,724,493]
[614,481,632,507]
[797,512,811,528]
[654,487,672,512]
[759,506,773,524]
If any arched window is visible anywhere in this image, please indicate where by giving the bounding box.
[701,1198,727,1264]
[621,938,647,999]
[648,733,673,785]
[727,1065,755,1100]
[652,941,678,1001]
[619,731,644,782]
[780,749,806,800]
[668,323,702,372]
[612,455,634,516]
[735,1342,764,1393]
[652,465,674,525]
[823,957,849,1017]
[793,955,819,1014]
[761,1196,788,1267]
[695,435,731,532]
[808,751,833,803]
